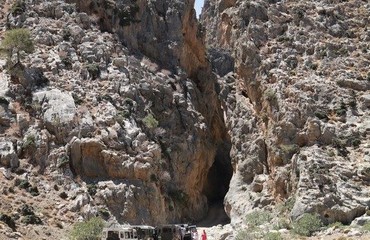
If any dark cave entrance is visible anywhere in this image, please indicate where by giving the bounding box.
[199,142,233,226]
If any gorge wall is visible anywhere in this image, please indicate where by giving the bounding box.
[202,0,370,226]
[0,0,370,239]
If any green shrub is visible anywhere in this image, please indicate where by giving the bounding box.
[245,210,272,228]
[117,4,140,26]
[57,156,70,168]
[69,217,105,240]
[264,89,277,102]
[142,113,158,128]
[21,215,42,225]
[264,232,283,240]
[62,28,71,41]
[168,189,188,206]
[10,0,26,16]
[59,192,68,199]
[0,213,16,230]
[328,221,344,229]
[86,63,100,80]
[18,179,31,189]
[292,213,322,236]
[23,134,36,149]
[335,100,347,116]
[87,184,97,196]
[0,28,34,63]
[98,208,110,219]
[150,173,158,182]
[314,110,328,120]
[363,222,370,232]
[29,186,39,196]
[235,230,257,240]
[273,218,291,230]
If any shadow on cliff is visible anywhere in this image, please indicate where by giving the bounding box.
[198,142,232,227]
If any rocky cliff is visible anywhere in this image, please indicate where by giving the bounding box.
[0,0,370,239]
[202,0,370,228]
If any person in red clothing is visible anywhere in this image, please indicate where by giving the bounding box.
[201,229,207,240]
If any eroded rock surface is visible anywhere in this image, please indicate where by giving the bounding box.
[202,0,370,226]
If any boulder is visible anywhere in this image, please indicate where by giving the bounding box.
[33,89,76,143]
[0,140,19,169]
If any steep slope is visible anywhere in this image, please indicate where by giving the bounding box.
[0,0,231,238]
[202,0,370,227]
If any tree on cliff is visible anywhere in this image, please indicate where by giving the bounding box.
[0,28,34,64]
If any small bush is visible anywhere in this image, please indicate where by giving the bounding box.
[0,213,16,230]
[335,100,347,116]
[142,113,158,129]
[62,28,71,41]
[292,213,322,236]
[18,179,31,189]
[264,232,283,240]
[10,0,26,16]
[314,110,328,120]
[264,89,277,102]
[245,210,273,228]
[150,174,158,182]
[19,204,34,216]
[29,186,39,196]
[61,56,73,70]
[168,189,188,206]
[23,134,36,149]
[57,156,70,168]
[363,222,370,232]
[87,184,97,196]
[274,218,291,230]
[328,221,344,229]
[21,215,42,225]
[86,63,100,80]
[59,192,68,199]
[98,208,110,219]
[235,230,257,240]
[0,28,34,63]
[69,217,105,240]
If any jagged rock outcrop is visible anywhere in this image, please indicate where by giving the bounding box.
[66,0,208,78]
[1,0,370,239]
[0,0,230,236]
[202,0,370,226]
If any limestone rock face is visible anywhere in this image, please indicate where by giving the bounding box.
[203,0,370,225]
[33,89,76,143]
[1,0,370,238]
[67,0,207,78]
[0,139,18,169]
[0,0,230,227]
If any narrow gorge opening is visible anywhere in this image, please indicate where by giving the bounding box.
[194,0,205,18]
[199,142,232,226]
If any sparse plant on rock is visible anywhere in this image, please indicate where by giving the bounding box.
[245,210,273,229]
[292,213,322,236]
[264,89,277,102]
[0,28,34,64]
[264,232,283,240]
[142,113,159,129]
[0,213,16,230]
[57,155,70,168]
[363,222,370,232]
[235,230,257,240]
[69,217,105,240]
[10,0,26,16]
[87,184,97,196]
[86,63,101,80]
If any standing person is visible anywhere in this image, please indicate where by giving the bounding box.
[201,230,207,240]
